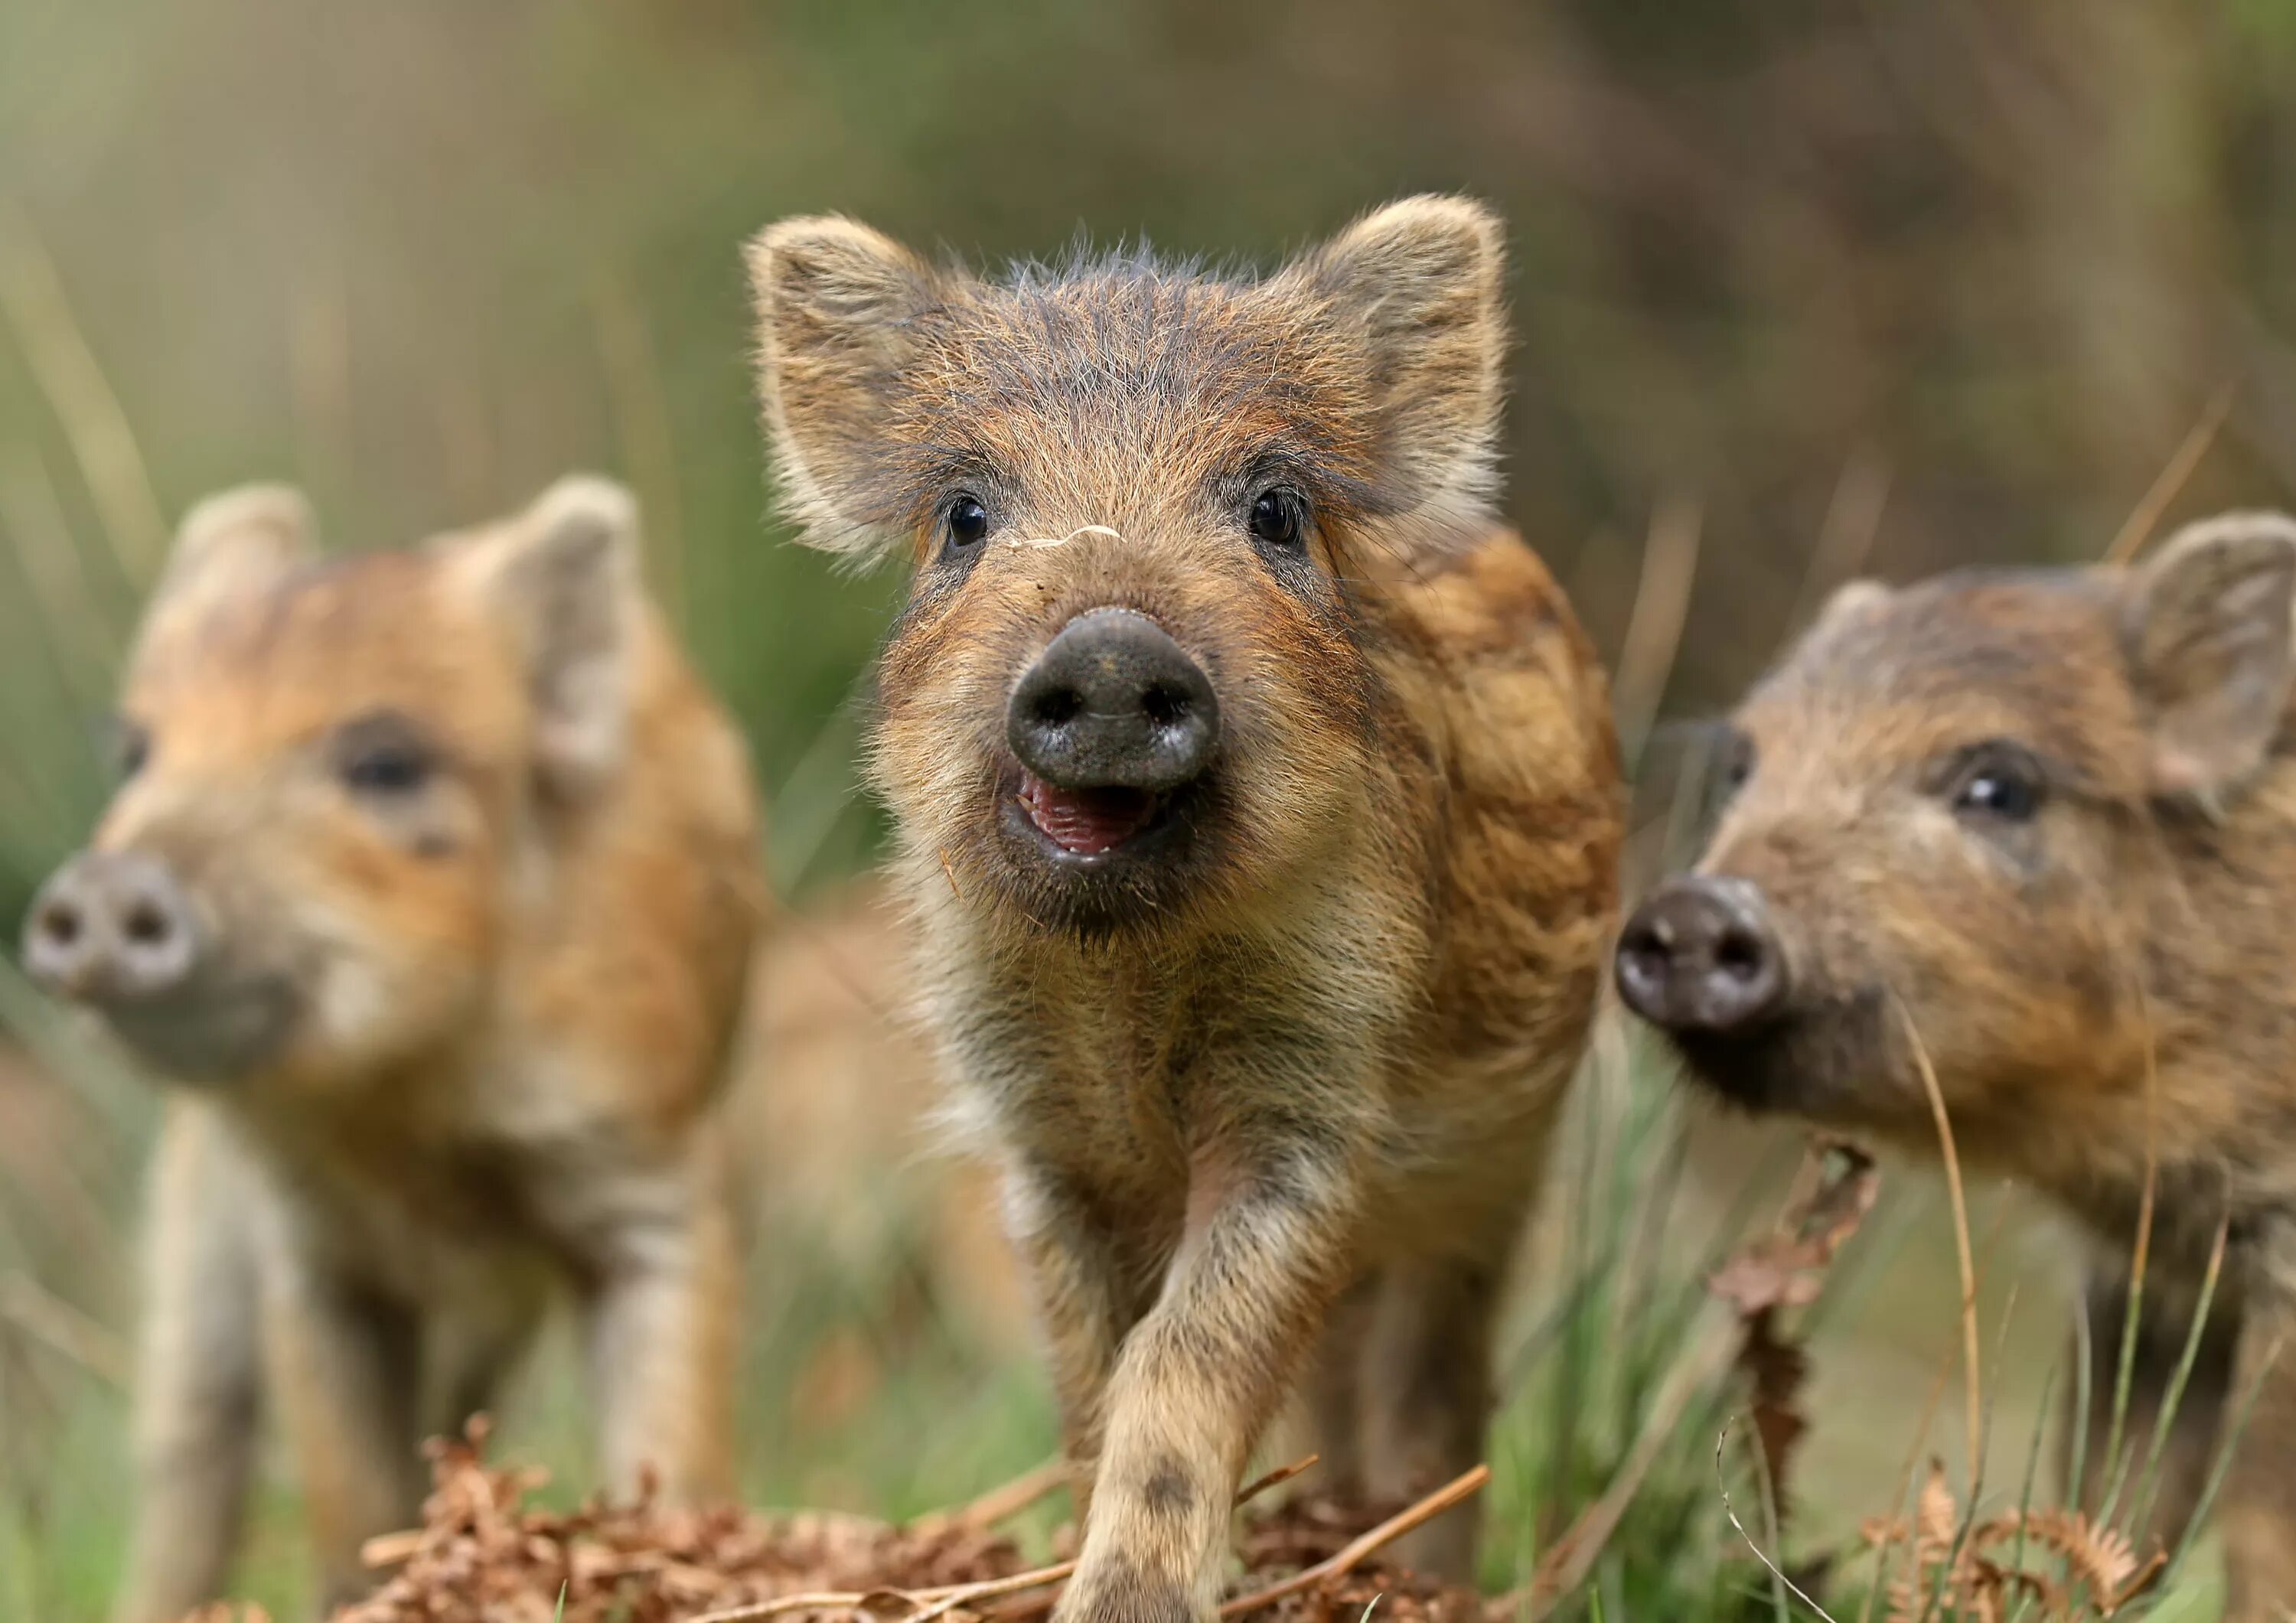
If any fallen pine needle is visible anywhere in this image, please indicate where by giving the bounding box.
[1218,1465,1491,1619]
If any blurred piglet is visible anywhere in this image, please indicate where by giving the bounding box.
[22,478,762,1621]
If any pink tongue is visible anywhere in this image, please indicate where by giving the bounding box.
[1020,775,1158,855]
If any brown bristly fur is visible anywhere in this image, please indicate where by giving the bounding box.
[50,478,762,1621]
[1645,510,2296,1618]
[745,197,1621,1622]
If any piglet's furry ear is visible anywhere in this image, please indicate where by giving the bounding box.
[1278,195,1509,545]
[459,475,645,803]
[2125,510,2296,805]
[745,215,947,562]
[129,483,318,660]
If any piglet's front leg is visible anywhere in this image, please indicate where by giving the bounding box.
[1055,1144,1360,1623]
[559,1145,741,1506]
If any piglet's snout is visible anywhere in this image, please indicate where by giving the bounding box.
[1007,608,1220,792]
[1616,875,1789,1034]
[23,849,203,1005]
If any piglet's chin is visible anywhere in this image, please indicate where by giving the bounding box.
[1668,1031,1823,1116]
[1018,773,1160,857]
[96,979,299,1085]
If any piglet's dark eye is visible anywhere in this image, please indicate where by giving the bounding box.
[344,748,429,794]
[333,711,437,797]
[112,718,152,781]
[946,495,989,551]
[1249,489,1303,550]
[1949,743,2045,823]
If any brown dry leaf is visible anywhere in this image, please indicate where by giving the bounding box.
[2017,1508,2164,1613]
[1711,1139,1876,1535]
[325,1418,1029,1623]
[1737,1306,1810,1528]
[1913,1459,1958,1556]
[290,1426,1495,1623]
[1861,1462,2167,1622]
[1707,1139,1879,1315]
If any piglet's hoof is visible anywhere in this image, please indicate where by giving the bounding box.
[1052,1559,1213,1623]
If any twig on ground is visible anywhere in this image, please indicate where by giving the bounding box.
[1219,1465,1491,1619]
[907,1460,1070,1537]
[1235,1454,1322,1505]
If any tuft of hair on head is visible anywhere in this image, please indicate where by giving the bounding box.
[744,214,951,564]
[453,474,647,803]
[2122,508,2296,808]
[1274,194,1510,549]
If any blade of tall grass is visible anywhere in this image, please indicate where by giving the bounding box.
[2066,1286,2096,1556]
[0,441,126,685]
[2102,383,2236,566]
[589,275,688,627]
[1716,1421,1838,1623]
[1609,499,1702,771]
[1857,1320,1967,1623]
[1916,1286,2021,1623]
[2001,1363,2059,1623]
[1781,450,1890,635]
[2092,1011,2163,1533]
[2164,1335,2283,1581]
[1892,998,1982,1478]
[2127,1211,2231,1543]
[0,207,165,585]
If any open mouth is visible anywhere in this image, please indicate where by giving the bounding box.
[1016,773,1167,857]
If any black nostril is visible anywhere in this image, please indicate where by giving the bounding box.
[23,862,101,992]
[1616,926,1662,975]
[1714,927,1762,979]
[1140,683,1186,728]
[1028,685,1084,728]
[123,899,171,947]
[36,898,83,948]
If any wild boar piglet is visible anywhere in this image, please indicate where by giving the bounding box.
[748,197,1622,1622]
[1616,512,2296,1620]
[22,478,762,1622]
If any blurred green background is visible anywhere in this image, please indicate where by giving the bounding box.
[3,1,2293,1617]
